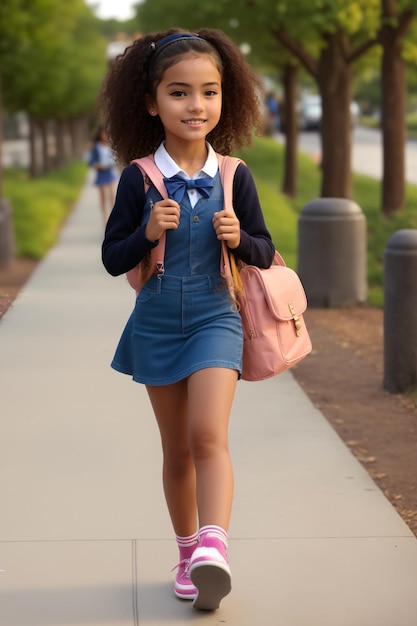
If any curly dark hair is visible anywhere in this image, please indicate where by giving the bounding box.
[97,27,264,165]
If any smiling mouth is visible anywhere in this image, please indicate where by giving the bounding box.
[183,119,206,125]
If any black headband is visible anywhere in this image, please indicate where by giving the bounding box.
[150,33,205,56]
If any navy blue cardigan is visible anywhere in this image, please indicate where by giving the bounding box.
[102,162,275,276]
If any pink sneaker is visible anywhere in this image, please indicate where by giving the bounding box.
[189,533,232,610]
[172,558,197,600]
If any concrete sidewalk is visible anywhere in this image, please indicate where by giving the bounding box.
[1,175,417,626]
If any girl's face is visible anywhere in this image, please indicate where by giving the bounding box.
[149,53,222,148]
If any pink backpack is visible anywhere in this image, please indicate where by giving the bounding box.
[218,155,312,380]
[126,154,312,381]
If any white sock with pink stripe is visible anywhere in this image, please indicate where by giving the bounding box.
[199,525,228,548]
[176,531,199,560]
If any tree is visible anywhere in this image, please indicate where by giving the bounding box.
[255,1,381,200]
[0,0,42,194]
[379,0,416,215]
[245,0,417,212]
[2,0,107,176]
[249,36,302,197]
[281,62,299,197]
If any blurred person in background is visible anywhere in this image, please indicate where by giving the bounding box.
[89,126,118,226]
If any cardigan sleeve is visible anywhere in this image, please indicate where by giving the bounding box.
[230,163,275,268]
[102,165,158,276]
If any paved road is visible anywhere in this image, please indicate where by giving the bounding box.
[295,125,417,184]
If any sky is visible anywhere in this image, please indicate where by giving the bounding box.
[86,0,138,20]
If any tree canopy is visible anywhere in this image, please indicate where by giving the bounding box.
[137,0,417,211]
[1,0,107,119]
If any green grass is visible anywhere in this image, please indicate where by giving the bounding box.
[237,135,417,307]
[407,114,417,139]
[3,162,88,258]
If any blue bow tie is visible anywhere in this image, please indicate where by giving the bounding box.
[163,174,214,204]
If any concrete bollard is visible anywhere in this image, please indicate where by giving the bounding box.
[298,198,367,307]
[0,198,15,268]
[384,229,417,393]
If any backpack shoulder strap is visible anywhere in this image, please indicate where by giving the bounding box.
[216,154,245,298]
[130,155,167,270]
[216,154,243,213]
[130,156,168,199]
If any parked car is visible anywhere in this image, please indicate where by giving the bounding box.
[298,95,360,130]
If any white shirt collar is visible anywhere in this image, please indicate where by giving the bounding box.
[154,142,218,180]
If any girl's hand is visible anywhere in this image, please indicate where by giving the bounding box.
[145,199,180,242]
[212,209,240,249]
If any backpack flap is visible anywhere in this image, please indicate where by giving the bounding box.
[246,250,308,323]
[265,265,307,321]
[241,264,308,322]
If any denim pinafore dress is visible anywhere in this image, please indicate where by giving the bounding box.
[111,172,243,385]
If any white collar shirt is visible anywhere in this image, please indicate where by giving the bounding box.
[154,142,219,208]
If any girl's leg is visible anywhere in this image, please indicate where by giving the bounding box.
[97,185,107,225]
[103,183,116,219]
[187,367,237,610]
[146,380,197,537]
[187,367,238,530]
[147,381,199,599]
[103,183,116,225]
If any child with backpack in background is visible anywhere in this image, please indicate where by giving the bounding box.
[89,125,118,226]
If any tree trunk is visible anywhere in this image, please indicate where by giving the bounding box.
[56,120,66,167]
[318,32,352,198]
[0,77,4,198]
[40,120,50,174]
[29,117,42,178]
[271,24,381,201]
[281,63,298,197]
[380,24,406,215]
[318,32,353,199]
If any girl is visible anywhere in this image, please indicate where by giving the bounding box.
[89,126,118,226]
[100,28,275,611]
